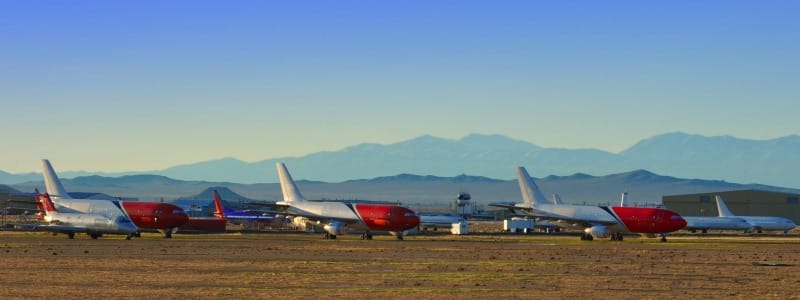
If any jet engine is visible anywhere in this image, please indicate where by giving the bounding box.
[587,225,609,238]
[323,221,348,236]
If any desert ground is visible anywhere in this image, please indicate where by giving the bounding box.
[1,226,799,299]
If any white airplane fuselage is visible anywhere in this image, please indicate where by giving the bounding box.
[682,216,752,232]
[43,211,138,235]
[740,216,796,233]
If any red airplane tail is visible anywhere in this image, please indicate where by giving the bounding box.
[38,193,58,213]
[213,190,226,221]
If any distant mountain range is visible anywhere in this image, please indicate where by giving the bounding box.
[6,169,800,210]
[2,132,799,187]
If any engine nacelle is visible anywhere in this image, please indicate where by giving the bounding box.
[586,225,609,238]
[323,221,348,236]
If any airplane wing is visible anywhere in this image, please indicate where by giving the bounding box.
[278,208,361,224]
[488,201,531,211]
[2,207,42,214]
[8,223,90,233]
[6,199,37,204]
[247,202,361,224]
[243,201,283,209]
[489,202,617,228]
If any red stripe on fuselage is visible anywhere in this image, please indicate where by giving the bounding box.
[353,204,420,232]
[610,207,687,234]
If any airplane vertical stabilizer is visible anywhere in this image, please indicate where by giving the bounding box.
[212,190,226,221]
[715,195,736,217]
[42,159,73,200]
[38,193,58,213]
[276,163,305,202]
[516,166,548,208]
[620,192,629,207]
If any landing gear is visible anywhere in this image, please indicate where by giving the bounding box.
[660,234,668,242]
[360,232,373,240]
[580,233,594,241]
[67,232,75,239]
[396,233,404,241]
[90,233,100,239]
[610,232,624,241]
[324,232,337,239]
[164,229,173,239]
[125,234,133,240]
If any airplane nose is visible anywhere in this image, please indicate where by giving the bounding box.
[674,215,687,229]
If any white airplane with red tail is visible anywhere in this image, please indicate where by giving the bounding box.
[42,159,188,238]
[491,166,687,242]
[274,163,420,240]
[18,192,138,239]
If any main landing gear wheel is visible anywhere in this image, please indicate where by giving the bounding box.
[90,233,100,239]
[159,228,175,238]
[610,233,624,241]
[125,234,132,240]
[67,232,75,239]
[660,234,668,242]
[580,233,593,241]
[360,233,373,240]
[324,232,337,239]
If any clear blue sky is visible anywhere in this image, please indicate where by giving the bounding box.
[1,1,798,173]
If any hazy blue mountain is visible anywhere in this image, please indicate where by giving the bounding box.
[0,184,23,195]
[150,134,626,184]
[187,186,256,201]
[10,170,800,211]
[2,132,799,187]
[149,132,800,187]
[620,132,800,187]
[179,186,258,210]
[0,171,41,185]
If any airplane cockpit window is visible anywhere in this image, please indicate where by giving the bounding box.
[173,210,186,215]
[670,215,682,220]
[404,212,417,217]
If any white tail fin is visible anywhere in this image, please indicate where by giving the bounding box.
[41,159,73,200]
[620,192,628,207]
[715,195,735,217]
[516,166,548,208]
[552,193,564,204]
[276,163,305,202]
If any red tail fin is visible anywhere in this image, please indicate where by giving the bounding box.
[213,190,226,220]
[38,193,58,213]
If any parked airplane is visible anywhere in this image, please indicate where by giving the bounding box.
[714,195,797,233]
[42,159,189,238]
[274,162,420,240]
[490,166,687,242]
[213,191,276,224]
[681,195,752,233]
[15,192,138,239]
